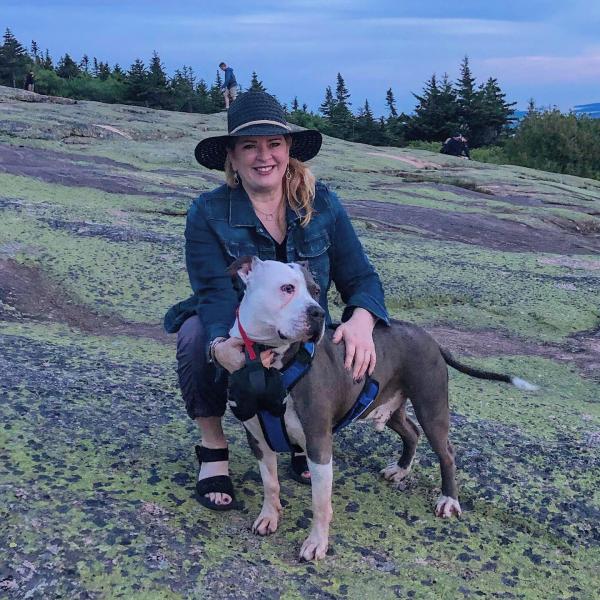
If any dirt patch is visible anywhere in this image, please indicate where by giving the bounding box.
[0,258,170,343]
[366,151,440,170]
[428,324,600,379]
[345,199,600,254]
[0,144,193,199]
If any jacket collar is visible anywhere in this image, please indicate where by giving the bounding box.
[228,184,304,228]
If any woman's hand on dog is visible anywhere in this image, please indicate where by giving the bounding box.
[213,337,246,373]
[332,308,377,382]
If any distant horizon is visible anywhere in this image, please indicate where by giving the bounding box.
[3,1,599,116]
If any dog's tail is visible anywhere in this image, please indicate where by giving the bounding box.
[439,347,539,391]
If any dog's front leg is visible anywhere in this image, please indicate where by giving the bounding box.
[243,418,282,535]
[300,450,333,561]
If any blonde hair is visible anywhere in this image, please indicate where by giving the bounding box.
[224,137,316,226]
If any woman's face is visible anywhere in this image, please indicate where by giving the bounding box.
[228,135,290,195]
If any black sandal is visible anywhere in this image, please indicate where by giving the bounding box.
[290,445,311,485]
[195,445,238,511]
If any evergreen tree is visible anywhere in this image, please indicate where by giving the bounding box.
[30,40,39,61]
[143,51,169,107]
[0,28,31,87]
[319,85,335,117]
[355,99,381,143]
[455,56,485,145]
[478,77,516,144]
[406,73,459,141]
[249,71,266,92]
[93,57,99,77]
[98,62,111,81]
[209,70,225,111]
[125,58,148,104]
[291,96,299,112]
[42,49,53,70]
[80,54,89,74]
[112,64,125,81]
[195,78,212,113]
[56,53,80,79]
[331,73,354,136]
[302,102,308,112]
[385,87,398,118]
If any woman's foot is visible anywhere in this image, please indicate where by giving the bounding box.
[195,446,237,511]
[290,448,311,485]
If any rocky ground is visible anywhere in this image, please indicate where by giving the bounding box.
[1,85,599,599]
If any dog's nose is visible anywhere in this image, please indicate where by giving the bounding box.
[307,304,325,321]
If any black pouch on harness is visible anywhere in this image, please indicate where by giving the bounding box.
[228,361,288,421]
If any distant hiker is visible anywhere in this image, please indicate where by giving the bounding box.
[441,135,470,159]
[219,62,238,110]
[24,71,35,93]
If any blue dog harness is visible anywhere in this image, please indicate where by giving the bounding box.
[256,342,380,453]
[235,313,380,453]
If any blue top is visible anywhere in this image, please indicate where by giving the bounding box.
[164,182,389,352]
[222,67,237,90]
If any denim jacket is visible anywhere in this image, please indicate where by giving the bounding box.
[164,182,389,349]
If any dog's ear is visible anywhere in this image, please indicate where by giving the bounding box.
[295,261,321,300]
[228,255,262,284]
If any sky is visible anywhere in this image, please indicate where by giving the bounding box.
[2,1,599,116]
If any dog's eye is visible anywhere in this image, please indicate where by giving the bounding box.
[281,284,295,294]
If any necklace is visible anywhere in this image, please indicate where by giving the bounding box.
[253,201,284,222]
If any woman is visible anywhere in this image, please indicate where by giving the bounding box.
[164,91,389,510]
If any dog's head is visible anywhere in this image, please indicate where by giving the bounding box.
[229,256,325,346]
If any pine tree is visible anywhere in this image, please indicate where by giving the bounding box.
[143,51,169,108]
[112,64,125,81]
[385,87,398,117]
[455,56,485,145]
[80,54,89,74]
[30,40,39,61]
[355,99,380,143]
[98,62,111,81]
[291,96,299,112]
[93,57,99,77]
[209,70,225,111]
[249,71,266,92]
[56,53,80,79]
[406,73,459,141]
[196,78,212,112]
[42,49,53,70]
[319,85,335,118]
[331,73,354,136]
[478,77,516,144]
[125,58,148,104]
[0,28,31,87]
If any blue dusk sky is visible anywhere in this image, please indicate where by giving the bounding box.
[2,1,599,116]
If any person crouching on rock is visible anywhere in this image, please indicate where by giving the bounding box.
[163,90,389,510]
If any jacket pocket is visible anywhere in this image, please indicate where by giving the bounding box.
[225,240,258,260]
[297,232,331,259]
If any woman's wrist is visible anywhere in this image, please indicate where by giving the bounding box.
[209,336,228,364]
[350,307,377,329]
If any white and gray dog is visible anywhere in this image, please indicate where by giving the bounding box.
[228,256,537,561]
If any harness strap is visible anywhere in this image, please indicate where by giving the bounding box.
[333,378,380,433]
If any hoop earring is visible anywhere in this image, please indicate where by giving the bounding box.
[233,171,239,185]
[285,167,292,181]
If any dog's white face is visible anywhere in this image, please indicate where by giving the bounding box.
[232,257,325,346]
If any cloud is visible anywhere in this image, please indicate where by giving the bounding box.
[357,17,539,36]
[482,50,600,83]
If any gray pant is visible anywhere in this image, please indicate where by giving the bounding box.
[176,316,228,419]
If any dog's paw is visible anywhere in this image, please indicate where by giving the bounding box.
[252,507,281,536]
[299,533,329,561]
[434,495,462,518]
[380,462,411,485]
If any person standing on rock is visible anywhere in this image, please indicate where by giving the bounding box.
[24,71,35,93]
[219,62,238,110]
